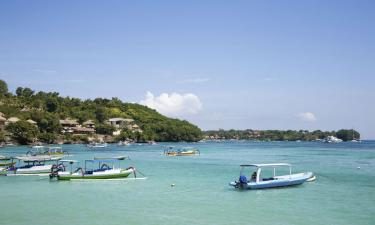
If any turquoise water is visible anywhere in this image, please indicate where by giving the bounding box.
[1,141,374,225]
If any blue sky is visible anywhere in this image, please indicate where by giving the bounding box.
[1,0,374,138]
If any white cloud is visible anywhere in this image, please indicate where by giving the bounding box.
[179,78,211,83]
[297,112,317,122]
[140,92,202,117]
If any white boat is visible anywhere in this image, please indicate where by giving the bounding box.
[15,164,53,174]
[27,146,68,156]
[6,156,62,175]
[324,136,343,143]
[87,143,108,148]
[229,163,314,190]
[117,141,130,146]
[50,156,137,180]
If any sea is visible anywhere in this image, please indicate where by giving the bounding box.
[0,141,374,225]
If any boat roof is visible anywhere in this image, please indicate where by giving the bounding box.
[16,156,62,162]
[32,146,45,149]
[93,156,128,160]
[87,156,128,163]
[240,163,291,167]
[59,159,78,163]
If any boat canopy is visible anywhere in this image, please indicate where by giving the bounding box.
[93,156,128,160]
[86,157,128,164]
[59,159,78,163]
[240,163,291,168]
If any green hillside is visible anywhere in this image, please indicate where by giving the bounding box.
[0,80,202,144]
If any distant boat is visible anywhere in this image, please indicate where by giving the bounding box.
[323,136,343,143]
[117,141,131,146]
[229,163,314,190]
[27,146,68,156]
[87,143,108,148]
[164,146,200,156]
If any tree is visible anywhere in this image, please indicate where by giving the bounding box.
[0,131,6,142]
[336,129,360,141]
[6,121,39,144]
[16,87,34,98]
[38,132,57,144]
[95,107,107,123]
[0,79,8,95]
[96,124,115,135]
[46,97,59,112]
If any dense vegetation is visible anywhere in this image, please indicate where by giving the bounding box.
[204,129,360,142]
[0,80,202,144]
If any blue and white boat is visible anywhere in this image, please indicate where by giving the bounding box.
[229,163,314,190]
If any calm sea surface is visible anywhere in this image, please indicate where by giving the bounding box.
[1,141,374,225]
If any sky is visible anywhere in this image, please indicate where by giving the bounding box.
[0,0,374,138]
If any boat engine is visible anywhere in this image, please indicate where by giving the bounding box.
[49,163,65,179]
[235,175,248,188]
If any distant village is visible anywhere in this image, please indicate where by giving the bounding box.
[0,112,143,144]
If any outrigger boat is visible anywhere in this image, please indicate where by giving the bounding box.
[229,163,314,190]
[27,146,68,156]
[164,146,200,156]
[50,156,137,180]
[6,156,62,175]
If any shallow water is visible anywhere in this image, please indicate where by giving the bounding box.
[1,141,374,225]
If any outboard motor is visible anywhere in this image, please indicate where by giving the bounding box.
[235,175,248,188]
[239,175,248,184]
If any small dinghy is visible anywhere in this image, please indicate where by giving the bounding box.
[229,163,314,190]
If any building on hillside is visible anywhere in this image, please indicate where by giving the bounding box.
[26,119,37,126]
[83,120,95,128]
[107,118,134,128]
[6,117,20,125]
[60,118,79,134]
[71,127,95,135]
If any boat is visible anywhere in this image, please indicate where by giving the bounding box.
[50,156,137,180]
[117,141,130,146]
[0,167,7,175]
[0,155,16,167]
[229,163,314,190]
[164,146,200,156]
[87,143,108,148]
[0,161,16,167]
[323,136,343,143]
[26,146,68,156]
[6,156,62,175]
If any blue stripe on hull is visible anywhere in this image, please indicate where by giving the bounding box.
[246,178,308,189]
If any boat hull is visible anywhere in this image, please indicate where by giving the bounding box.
[57,168,133,180]
[230,172,313,190]
[15,165,53,174]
